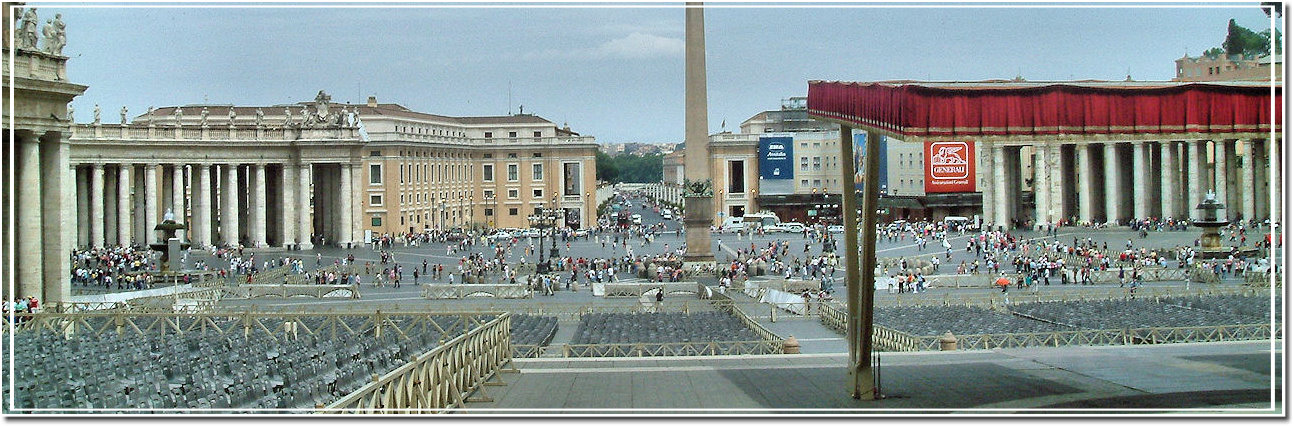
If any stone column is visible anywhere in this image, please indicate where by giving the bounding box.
[117,164,133,246]
[1046,144,1064,225]
[1102,143,1120,224]
[980,141,995,228]
[281,164,297,247]
[993,144,1008,228]
[1254,139,1269,219]
[91,163,106,248]
[1186,141,1204,220]
[222,164,241,247]
[1223,140,1238,220]
[1160,141,1181,219]
[1076,144,1092,224]
[1033,144,1050,226]
[1213,140,1228,210]
[193,164,211,248]
[1131,141,1149,221]
[298,163,314,250]
[1241,140,1258,221]
[171,165,185,242]
[15,131,43,300]
[251,163,268,247]
[76,165,89,247]
[338,164,353,246]
[143,164,159,245]
[44,133,74,304]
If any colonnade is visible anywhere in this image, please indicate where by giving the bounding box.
[72,162,362,250]
[983,138,1279,229]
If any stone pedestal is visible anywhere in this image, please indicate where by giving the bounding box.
[682,195,714,262]
[166,238,182,272]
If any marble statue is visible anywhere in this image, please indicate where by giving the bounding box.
[18,8,37,50]
[200,107,209,126]
[51,14,65,55]
[66,103,74,122]
[174,107,183,126]
[228,107,236,123]
[300,105,310,125]
[92,104,101,125]
[255,108,264,126]
[147,106,155,116]
[120,106,128,124]
[283,107,291,125]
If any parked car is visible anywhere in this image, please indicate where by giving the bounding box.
[782,222,806,233]
[827,225,845,233]
[489,231,513,241]
[573,229,590,238]
[762,224,791,233]
[520,229,541,238]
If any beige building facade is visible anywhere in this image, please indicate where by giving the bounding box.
[61,94,600,251]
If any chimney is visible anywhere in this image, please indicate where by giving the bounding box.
[367,96,377,107]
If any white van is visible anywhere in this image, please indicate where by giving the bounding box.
[943,216,973,230]
[720,216,745,232]
[742,213,781,231]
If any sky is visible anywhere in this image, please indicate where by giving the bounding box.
[35,2,1281,144]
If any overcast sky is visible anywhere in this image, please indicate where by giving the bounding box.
[42,2,1279,143]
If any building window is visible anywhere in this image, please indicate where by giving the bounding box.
[508,164,519,181]
[532,163,543,180]
[485,208,494,216]
[533,189,543,198]
[484,153,493,159]
[509,131,517,138]
[370,150,381,157]
[485,132,493,138]
[563,162,582,196]
[369,164,382,184]
[813,157,821,170]
[507,153,518,158]
[800,157,808,171]
[533,152,542,157]
[483,164,494,182]
[533,131,542,137]
[370,195,383,206]
[508,208,519,216]
[371,217,382,227]
[508,189,519,199]
[484,189,495,199]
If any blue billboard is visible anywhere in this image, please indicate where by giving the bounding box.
[759,136,794,180]
[852,132,889,194]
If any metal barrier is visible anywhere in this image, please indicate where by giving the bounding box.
[421,284,532,299]
[873,284,1263,308]
[2,310,498,342]
[709,291,784,344]
[221,284,360,299]
[602,282,704,298]
[322,314,514,413]
[815,303,923,352]
[49,287,225,313]
[562,340,781,357]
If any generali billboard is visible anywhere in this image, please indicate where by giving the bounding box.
[923,141,975,193]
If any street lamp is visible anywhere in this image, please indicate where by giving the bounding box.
[527,201,564,274]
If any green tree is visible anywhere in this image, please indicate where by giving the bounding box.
[596,150,619,183]
[1223,18,1269,56]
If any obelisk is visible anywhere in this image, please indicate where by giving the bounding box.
[681,2,714,263]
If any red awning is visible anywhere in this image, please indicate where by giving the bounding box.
[806,80,1282,138]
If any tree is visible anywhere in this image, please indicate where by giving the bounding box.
[1202,47,1224,58]
[1223,18,1269,57]
[1260,28,1282,54]
[596,150,619,183]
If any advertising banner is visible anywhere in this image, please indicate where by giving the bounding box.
[852,132,888,194]
[758,136,794,180]
[923,140,976,193]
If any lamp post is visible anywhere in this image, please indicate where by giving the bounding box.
[528,201,564,274]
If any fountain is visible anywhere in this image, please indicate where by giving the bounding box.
[1192,191,1258,260]
[148,210,215,283]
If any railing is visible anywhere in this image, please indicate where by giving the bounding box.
[602,282,703,298]
[420,284,532,299]
[815,302,923,352]
[872,284,1264,308]
[220,284,360,299]
[322,314,513,413]
[562,340,781,357]
[709,292,784,344]
[2,310,498,342]
[906,323,1274,351]
[50,286,225,313]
